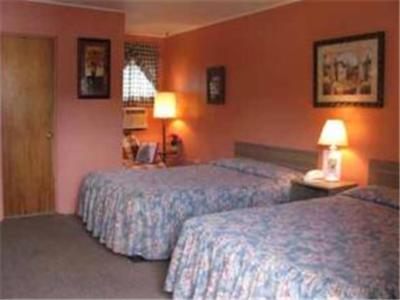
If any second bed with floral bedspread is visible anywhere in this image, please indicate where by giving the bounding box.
[165,186,399,299]
[78,158,301,259]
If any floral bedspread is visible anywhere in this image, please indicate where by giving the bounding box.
[165,191,399,299]
[78,160,300,259]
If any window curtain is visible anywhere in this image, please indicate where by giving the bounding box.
[123,43,159,106]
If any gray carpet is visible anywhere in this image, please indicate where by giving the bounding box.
[1,215,172,299]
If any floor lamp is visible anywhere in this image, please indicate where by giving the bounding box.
[153,92,177,163]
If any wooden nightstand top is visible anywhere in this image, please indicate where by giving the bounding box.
[292,178,358,191]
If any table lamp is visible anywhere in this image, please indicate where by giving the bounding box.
[318,119,348,181]
[154,92,177,163]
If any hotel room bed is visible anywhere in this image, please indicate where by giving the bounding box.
[78,143,316,260]
[165,160,399,299]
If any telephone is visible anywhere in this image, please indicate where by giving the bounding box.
[303,169,324,182]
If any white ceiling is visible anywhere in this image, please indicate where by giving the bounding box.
[30,0,299,37]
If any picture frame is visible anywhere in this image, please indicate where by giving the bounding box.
[313,32,385,107]
[207,66,225,104]
[135,142,158,164]
[78,38,111,99]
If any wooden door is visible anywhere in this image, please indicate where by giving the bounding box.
[1,35,55,217]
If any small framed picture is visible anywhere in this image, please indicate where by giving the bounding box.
[314,32,384,107]
[207,66,225,104]
[78,38,111,99]
[135,142,158,164]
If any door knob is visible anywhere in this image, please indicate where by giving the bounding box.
[46,131,53,139]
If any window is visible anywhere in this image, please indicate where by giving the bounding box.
[123,43,159,106]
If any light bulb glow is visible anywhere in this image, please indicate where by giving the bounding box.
[318,119,348,147]
[153,92,177,119]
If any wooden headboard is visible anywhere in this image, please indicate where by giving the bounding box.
[234,142,318,173]
[368,159,399,189]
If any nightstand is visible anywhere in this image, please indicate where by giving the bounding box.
[290,179,357,201]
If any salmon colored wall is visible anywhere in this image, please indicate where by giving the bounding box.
[0,2,3,220]
[164,0,399,185]
[1,0,125,219]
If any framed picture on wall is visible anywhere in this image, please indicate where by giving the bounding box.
[314,32,385,107]
[78,38,111,99]
[207,66,225,104]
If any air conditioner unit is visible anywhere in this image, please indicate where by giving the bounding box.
[123,107,148,130]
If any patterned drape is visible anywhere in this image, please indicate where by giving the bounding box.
[123,43,159,106]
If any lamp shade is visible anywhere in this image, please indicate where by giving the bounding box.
[318,119,348,147]
[153,92,176,119]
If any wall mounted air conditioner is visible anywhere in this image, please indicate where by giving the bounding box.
[123,107,148,130]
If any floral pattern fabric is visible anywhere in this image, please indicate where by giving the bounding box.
[343,185,399,209]
[211,158,302,182]
[165,192,399,299]
[78,160,298,259]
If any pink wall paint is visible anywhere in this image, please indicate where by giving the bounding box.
[164,0,399,185]
[0,1,3,220]
[1,0,125,218]
[0,0,398,221]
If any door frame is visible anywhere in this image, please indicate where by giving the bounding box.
[1,33,57,218]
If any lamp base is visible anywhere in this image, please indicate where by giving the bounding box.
[324,173,340,182]
[161,119,167,163]
[322,147,342,182]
